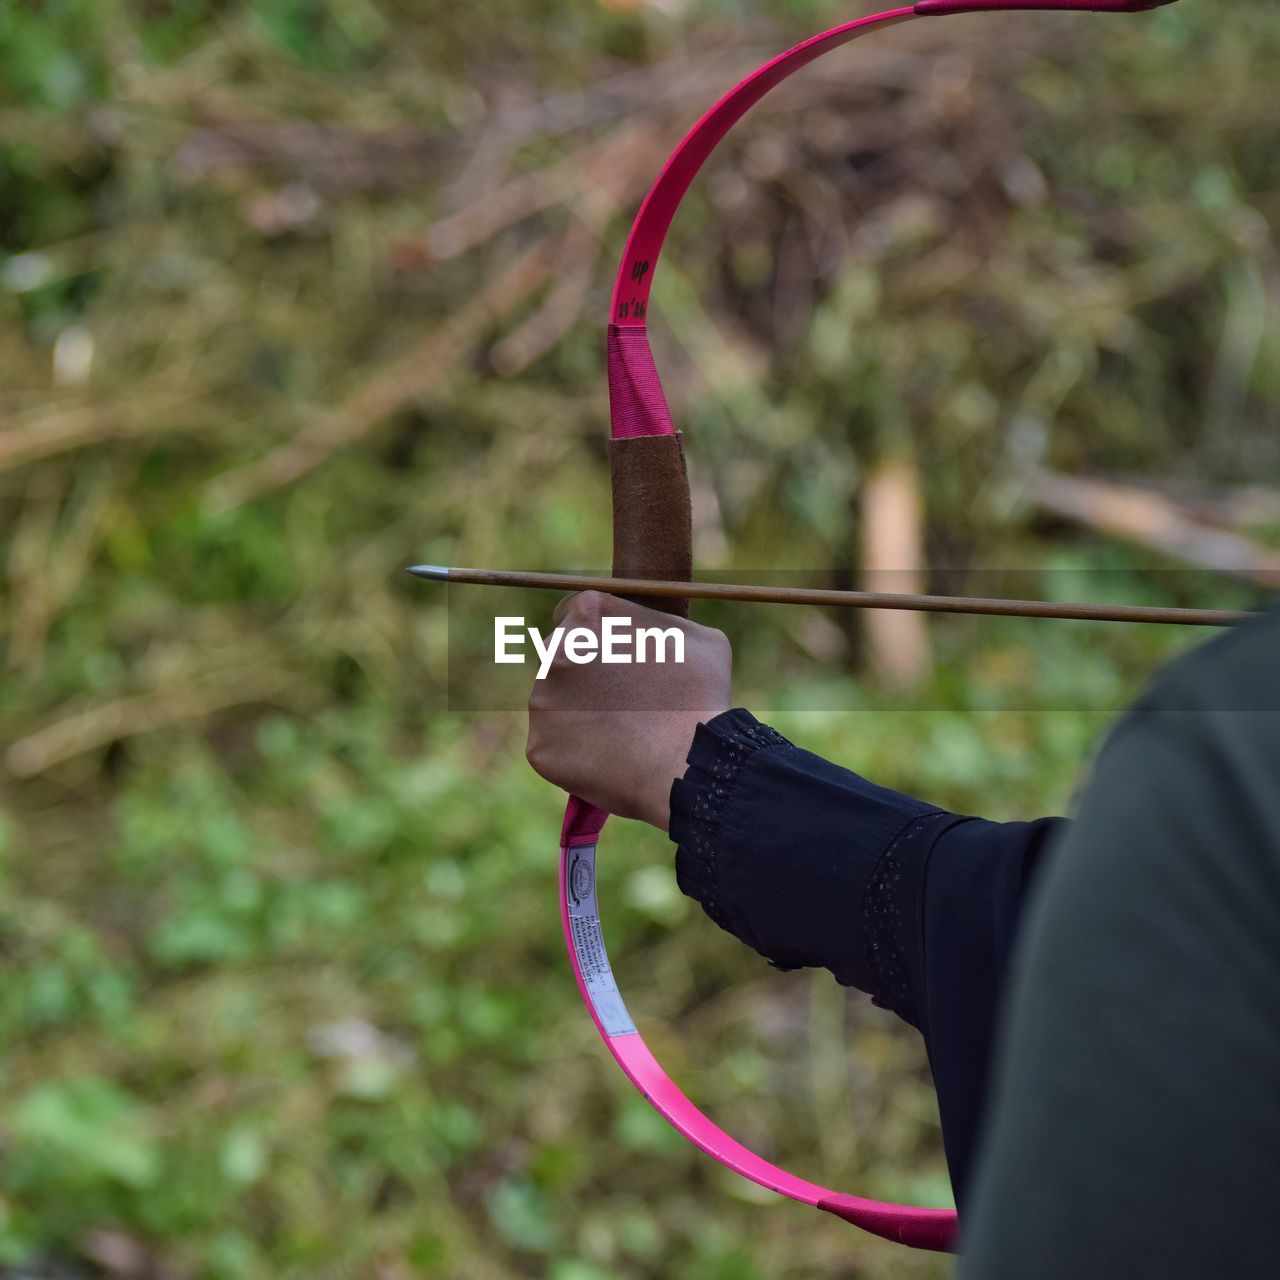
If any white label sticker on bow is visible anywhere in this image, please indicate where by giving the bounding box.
[565,844,637,1038]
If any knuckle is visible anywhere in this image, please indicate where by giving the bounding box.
[692,622,731,657]
[574,590,608,624]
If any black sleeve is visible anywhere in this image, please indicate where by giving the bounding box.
[668,707,1064,1203]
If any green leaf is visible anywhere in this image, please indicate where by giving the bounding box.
[11,1078,159,1189]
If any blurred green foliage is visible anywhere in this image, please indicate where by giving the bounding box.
[0,0,1277,1276]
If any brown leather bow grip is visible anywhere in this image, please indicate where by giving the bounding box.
[610,434,694,618]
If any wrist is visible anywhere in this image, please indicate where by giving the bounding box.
[642,708,724,831]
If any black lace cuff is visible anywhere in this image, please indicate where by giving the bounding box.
[668,708,956,1022]
[668,708,791,941]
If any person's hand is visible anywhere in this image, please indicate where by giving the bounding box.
[526,592,732,830]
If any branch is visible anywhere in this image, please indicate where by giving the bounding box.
[0,386,208,477]
[1025,469,1280,587]
[5,673,303,779]
[203,242,554,512]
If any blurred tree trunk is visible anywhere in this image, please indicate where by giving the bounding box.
[859,454,932,689]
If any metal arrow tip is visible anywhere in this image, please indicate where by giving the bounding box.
[406,565,451,581]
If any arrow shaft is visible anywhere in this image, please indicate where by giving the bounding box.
[408,566,1259,628]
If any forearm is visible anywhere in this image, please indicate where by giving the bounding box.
[668,708,1065,1200]
[668,708,952,1017]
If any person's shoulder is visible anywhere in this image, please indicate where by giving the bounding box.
[1136,602,1280,720]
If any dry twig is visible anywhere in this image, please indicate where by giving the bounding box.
[5,673,305,779]
[0,386,210,477]
[1026,469,1280,587]
[204,242,555,512]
